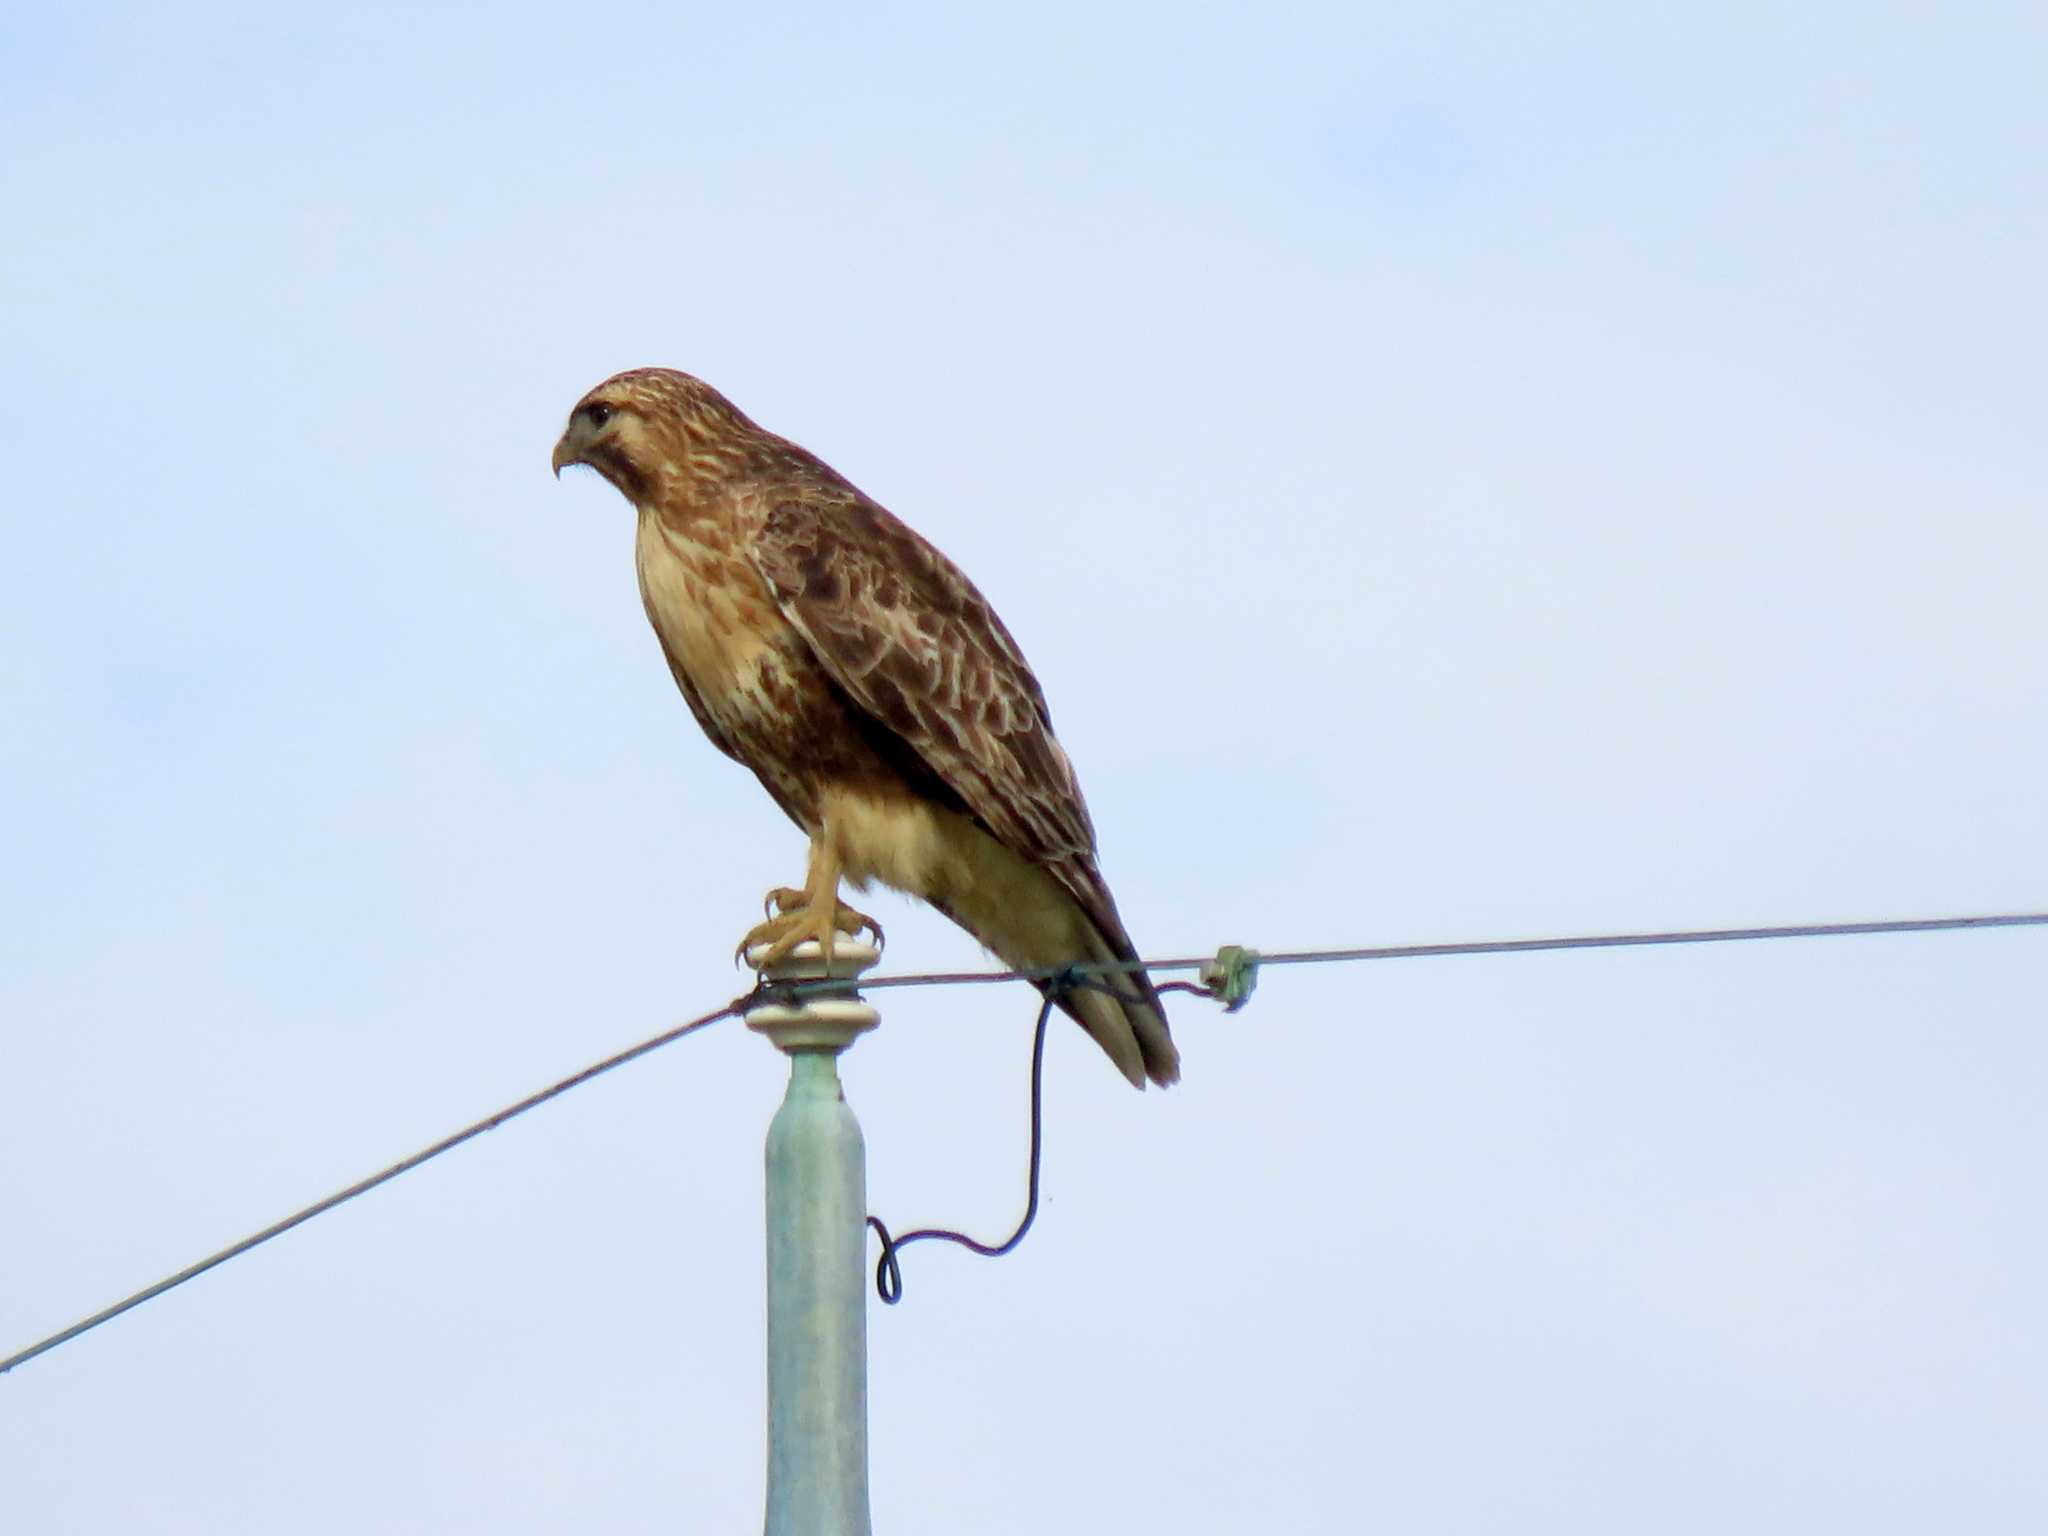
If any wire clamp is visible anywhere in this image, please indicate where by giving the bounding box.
[1198,944,1261,1012]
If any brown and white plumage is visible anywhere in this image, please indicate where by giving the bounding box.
[551,368,1178,1087]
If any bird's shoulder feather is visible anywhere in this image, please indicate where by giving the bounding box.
[747,493,1097,870]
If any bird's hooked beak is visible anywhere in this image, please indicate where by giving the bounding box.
[550,432,578,479]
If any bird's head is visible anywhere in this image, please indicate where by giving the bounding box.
[551,373,665,503]
[551,368,758,506]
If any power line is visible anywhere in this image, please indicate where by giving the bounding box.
[1239,910,2048,967]
[5,908,2043,1376]
[1,999,745,1377]
[842,911,2048,992]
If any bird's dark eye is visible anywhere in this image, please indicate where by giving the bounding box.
[585,403,614,428]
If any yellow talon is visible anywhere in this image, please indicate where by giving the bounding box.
[736,841,881,972]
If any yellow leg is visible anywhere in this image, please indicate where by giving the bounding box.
[737,836,883,970]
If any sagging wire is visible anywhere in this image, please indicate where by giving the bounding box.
[861,968,1224,1304]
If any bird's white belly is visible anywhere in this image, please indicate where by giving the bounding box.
[635,512,797,730]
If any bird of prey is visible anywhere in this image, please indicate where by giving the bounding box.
[551,369,1179,1088]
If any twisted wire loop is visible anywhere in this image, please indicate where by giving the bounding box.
[864,984,1060,1305]
[861,966,1229,1305]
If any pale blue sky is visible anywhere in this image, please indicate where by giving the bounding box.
[5,4,2046,1532]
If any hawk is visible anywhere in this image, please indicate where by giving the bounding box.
[551,369,1179,1087]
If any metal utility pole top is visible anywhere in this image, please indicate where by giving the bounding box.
[744,939,881,1536]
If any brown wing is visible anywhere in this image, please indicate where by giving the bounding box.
[748,493,1110,922]
[750,488,1179,1087]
